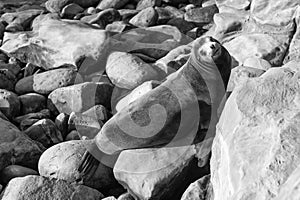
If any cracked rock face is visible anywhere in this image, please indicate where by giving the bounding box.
[0,175,104,200]
[211,61,300,200]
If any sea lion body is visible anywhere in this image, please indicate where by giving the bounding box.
[79,36,232,169]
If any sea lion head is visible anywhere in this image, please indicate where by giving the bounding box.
[191,36,232,88]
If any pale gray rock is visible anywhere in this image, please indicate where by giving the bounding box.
[1,175,104,200]
[48,82,113,114]
[15,68,82,95]
[211,61,300,200]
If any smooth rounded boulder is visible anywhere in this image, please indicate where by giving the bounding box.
[106,51,159,90]
[0,165,38,185]
[15,68,82,95]
[18,93,46,115]
[38,140,118,191]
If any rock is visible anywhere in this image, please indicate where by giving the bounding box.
[1,175,104,200]
[114,145,208,200]
[114,25,192,60]
[23,63,39,77]
[118,9,139,22]
[243,57,272,70]
[1,17,110,71]
[0,9,44,31]
[0,165,38,185]
[223,32,292,67]
[0,69,17,92]
[65,130,80,141]
[45,0,100,13]
[216,0,250,10]
[136,0,162,10]
[213,12,247,40]
[156,6,184,24]
[15,68,82,95]
[106,51,160,90]
[0,89,20,120]
[155,44,192,71]
[180,175,211,200]
[0,117,45,171]
[227,66,265,93]
[184,4,218,24]
[55,113,69,139]
[0,62,21,76]
[250,0,299,26]
[284,6,300,63]
[97,0,129,10]
[0,22,5,40]
[103,197,117,200]
[23,119,63,148]
[48,82,113,114]
[14,109,51,126]
[81,8,121,28]
[68,112,103,140]
[83,105,111,122]
[162,0,189,6]
[211,61,300,200]
[106,21,134,33]
[167,18,195,34]
[38,140,118,191]
[61,3,84,19]
[115,80,160,113]
[118,193,135,200]
[129,7,158,27]
[18,93,46,115]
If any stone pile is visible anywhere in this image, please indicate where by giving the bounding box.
[0,0,298,200]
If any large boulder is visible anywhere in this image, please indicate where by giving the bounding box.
[0,117,45,172]
[106,52,160,90]
[38,140,118,191]
[0,175,104,200]
[211,61,300,200]
[0,17,110,71]
[114,145,208,200]
[15,68,82,95]
[48,82,113,114]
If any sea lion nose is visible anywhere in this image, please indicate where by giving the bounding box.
[210,44,215,49]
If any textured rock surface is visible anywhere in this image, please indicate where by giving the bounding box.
[48,82,113,114]
[0,117,45,171]
[181,175,211,200]
[129,7,158,27]
[211,61,300,200]
[15,68,82,95]
[39,140,117,190]
[1,175,104,200]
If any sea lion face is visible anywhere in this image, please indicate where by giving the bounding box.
[193,36,222,64]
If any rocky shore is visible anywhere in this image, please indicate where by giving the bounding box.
[0,0,299,200]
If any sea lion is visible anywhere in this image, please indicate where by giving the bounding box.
[77,36,232,175]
